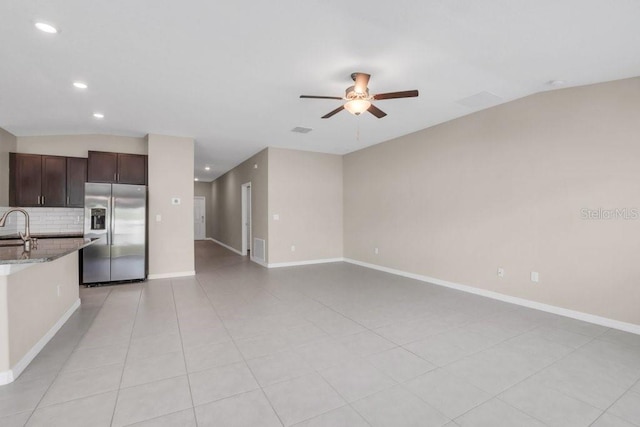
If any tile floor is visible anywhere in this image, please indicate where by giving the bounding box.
[1,241,639,426]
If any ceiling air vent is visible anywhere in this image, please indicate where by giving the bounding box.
[291,127,313,134]
[456,91,503,109]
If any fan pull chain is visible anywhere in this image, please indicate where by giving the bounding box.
[357,117,360,142]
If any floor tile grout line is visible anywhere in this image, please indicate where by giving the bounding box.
[118,407,195,427]
[22,286,115,425]
[193,272,286,427]
[170,279,199,426]
[445,332,603,425]
[108,284,144,427]
[587,375,640,426]
[198,244,526,426]
[205,244,633,418]
[194,250,420,426]
[199,243,637,426]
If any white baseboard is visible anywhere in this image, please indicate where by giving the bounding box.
[268,258,344,268]
[207,238,244,256]
[251,257,268,268]
[0,298,81,385]
[343,258,640,336]
[147,271,196,280]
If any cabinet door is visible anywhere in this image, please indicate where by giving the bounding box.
[88,151,118,183]
[66,157,88,207]
[117,153,147,185]
[10,153,42,207]
[41,155,67,207]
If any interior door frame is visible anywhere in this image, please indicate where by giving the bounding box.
[194,196,206,240]
[241,182,252,256]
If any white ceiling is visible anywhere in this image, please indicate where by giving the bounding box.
[2,0,640,180]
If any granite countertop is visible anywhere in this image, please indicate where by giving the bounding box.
[0,232,84,240]
[0,237,97,265]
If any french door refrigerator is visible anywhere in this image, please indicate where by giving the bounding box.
[83,183,147,284]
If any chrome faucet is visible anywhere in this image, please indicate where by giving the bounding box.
[0,208,33,250]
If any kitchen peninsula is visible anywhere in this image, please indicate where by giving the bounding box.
[0,236,95,385]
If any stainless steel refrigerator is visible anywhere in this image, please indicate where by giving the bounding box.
[83,183,147,284]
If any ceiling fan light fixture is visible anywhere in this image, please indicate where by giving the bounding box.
[344,99,371,115]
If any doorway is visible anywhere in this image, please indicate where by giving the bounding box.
[241,182,252,256]
[194,196,206,240]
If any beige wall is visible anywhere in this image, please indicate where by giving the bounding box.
[210,149,268,256]
[268,148,343,264]
[17,134,147,157]
[0,128,17,206]
[344,77,640,325]
[147,134,195,276]
[194,181,213,237]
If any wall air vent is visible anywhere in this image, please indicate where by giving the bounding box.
[291,127,313,134]
[253,238,266,263]
[456,91,503,109]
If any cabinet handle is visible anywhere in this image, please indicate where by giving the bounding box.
[67,196,70,205]
[42,196,45,205]
[37,196,41,205]
[114,173,117,181]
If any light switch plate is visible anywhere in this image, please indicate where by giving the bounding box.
[273,214,280,220]
[171,198,181,205]
[156,214,162,222]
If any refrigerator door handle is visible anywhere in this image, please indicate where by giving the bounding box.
[110,195,115,246]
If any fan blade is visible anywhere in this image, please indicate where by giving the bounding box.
[300,95,343,100]
[353,73,371,94]
[321,105,345,119]
[373,90,419,100]
[368,104,387,118]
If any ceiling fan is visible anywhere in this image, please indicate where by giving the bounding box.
[300,72,418,119]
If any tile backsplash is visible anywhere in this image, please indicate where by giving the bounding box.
[0,207,84,236]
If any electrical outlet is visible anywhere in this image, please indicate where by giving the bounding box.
[497,267,504,278]
[374,247,379,255]
[531,271,539,283]
[291,245,296,252]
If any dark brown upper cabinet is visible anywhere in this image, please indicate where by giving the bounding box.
[41,155,67,207]
[66,157,88,207]
[9,153,43,207]
[9,153,88,208]
[88,151,147,185]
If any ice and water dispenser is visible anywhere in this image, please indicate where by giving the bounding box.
[90,208,106,230]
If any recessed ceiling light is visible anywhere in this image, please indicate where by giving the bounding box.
[35,22,58,34]
[194,178,199,181]
[73,82,88,89]
[291,127,313,134]
[204,166,210,171]
[548,80,566,87]
[93,113,104,119]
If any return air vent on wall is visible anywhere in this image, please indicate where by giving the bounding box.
[291,127,313,134]
[253,238,266,263]
[456,91,503,109]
